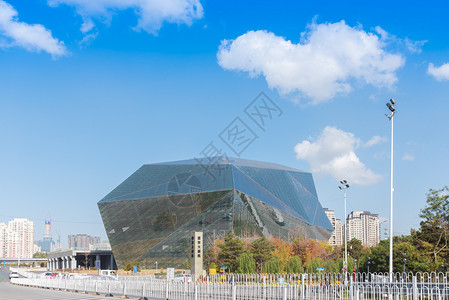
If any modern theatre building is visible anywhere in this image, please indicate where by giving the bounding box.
[98,157,333,267]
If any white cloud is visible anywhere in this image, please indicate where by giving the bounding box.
[364,136,387,147]
[404,38,426,54]
[294,126,382,185]
[47,0,203,35]
[375,26,426,54]
[217,21,405,104]
[428,63,449,81]
[402,154,415,161]
[0,0,67,57]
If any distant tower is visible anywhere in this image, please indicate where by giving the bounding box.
[44,218,51,237]
[38,217,55,252]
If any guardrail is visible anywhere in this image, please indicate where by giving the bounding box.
[10,272,449,300]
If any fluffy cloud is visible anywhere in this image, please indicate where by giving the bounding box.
[47,0,203,35]
[0,0,67,57]
[217,21,405,104]
[428,63,449,81]
[364,135,387,147]
[402,154,415,161]
[294,126,382,185]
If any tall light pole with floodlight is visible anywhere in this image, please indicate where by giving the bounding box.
[385,98,396,282]
[339,180,350,282]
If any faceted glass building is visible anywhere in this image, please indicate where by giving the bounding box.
[98,157,333,267]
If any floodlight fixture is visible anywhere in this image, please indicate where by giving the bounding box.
[386,102,395,112]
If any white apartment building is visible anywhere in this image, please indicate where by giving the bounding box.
[324,208,343,246]
[0,223,18,258]
[346,211,380,247]
[0,218,34,258]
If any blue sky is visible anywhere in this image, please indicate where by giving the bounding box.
[1,0,448,246]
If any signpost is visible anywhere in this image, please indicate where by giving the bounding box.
[315,267,324,271]
[167,268,175,280]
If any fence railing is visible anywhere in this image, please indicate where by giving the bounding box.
[10,272,449,300]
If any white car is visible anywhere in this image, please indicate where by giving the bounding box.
[9,271,19,279]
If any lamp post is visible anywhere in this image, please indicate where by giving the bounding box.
[385,98,396,282]
[339,180,350,284]
[367,257,371,282]
[402,253,407,273]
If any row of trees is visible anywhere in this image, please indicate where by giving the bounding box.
[204,187,449,274]
[204,233,353,274]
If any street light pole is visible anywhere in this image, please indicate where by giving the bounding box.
[339,180,350,283]
[402,253,407,273]
[385,98,396,282]
[367,257,371,282]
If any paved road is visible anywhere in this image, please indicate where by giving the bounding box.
[0,268,135,300]
[0,266,10,282]
[0,281,131,300]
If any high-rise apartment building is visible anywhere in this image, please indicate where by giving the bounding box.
[324,208,343,246]
[0,218,34,258]
[0,223,18,258]
[346,211,380,247]
[68,234,101,249]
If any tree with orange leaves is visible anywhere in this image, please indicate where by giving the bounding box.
[270,237,293,271]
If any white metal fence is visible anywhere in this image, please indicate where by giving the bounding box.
[10,272,449,299]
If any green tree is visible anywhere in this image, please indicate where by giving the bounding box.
[415,187,449,266]
[183,258,190,270]
[123,261,141,272]
[360,240,388,273]
[393,238,432,273]
[285,256,303,274]
[347,238,365,261]
[250,237,274,272]
[305,257,325,273]
[217,233,245,272]
[238,251,256,273]
[263,257,281,273]
[33,252,47,258]
[324,259,340,273]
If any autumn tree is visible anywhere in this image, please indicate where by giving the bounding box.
[271,237,293,271]
[295,238,328,264]
[204,239,223,268]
